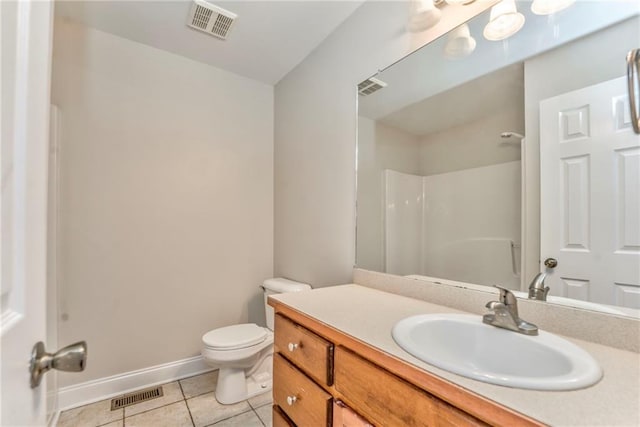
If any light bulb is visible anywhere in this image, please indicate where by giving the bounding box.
[408,0,442,32]
[444,24,476,59]
[483,0,525,41]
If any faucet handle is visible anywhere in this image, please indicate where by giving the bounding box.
[484,287,538,336]
[493,286,516,305]
[485,301,505,310]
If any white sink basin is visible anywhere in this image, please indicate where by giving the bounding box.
[392,314,602,391]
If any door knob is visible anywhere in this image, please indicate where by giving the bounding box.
[544,258,558,269]
[30,341,87,388]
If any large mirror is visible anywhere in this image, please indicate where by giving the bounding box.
[356,0,640,317]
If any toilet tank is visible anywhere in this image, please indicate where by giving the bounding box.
[262,278,311,330]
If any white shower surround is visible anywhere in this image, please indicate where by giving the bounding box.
[384,161,522,289]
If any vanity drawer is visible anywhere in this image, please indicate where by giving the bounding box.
[274,313,334,385]
[334,347,487,427]
[273,353,332,427]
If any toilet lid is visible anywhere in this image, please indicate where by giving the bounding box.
[202,323,268,350]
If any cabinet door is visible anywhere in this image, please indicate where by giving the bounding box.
[334,347,487,427]
[275,314,334,385]
[272,406,295,427]
[273,353,332,427]
[333,400,373,427]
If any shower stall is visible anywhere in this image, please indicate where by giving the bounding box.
[384,161,522,289]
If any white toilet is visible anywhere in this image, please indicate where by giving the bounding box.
[201,278,311,404]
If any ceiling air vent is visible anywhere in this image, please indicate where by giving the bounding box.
[187,0,237,40]
[358,77,387,96]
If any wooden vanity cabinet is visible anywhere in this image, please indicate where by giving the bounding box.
[272,405,295,427]
[273,353,332,426]
[270,304,542,427]
[333,400,373,427]
[273,314,333,426]
[334,347,486,427]
[274,313,334,385]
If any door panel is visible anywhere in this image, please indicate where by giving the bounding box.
[540,76,640,308]
[1,1,54,425]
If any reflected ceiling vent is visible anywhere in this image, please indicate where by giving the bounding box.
[187,0,237,40]
[358,77,387,96]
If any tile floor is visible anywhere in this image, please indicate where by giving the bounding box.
[57,371,273,427]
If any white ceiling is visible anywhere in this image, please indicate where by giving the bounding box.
[378,63,524,137]
[55,0,364,85]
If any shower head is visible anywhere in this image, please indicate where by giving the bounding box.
[501,131,525,139]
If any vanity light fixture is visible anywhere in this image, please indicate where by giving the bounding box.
[443,24,476,59]
[531,0,575,15]
[408,0,442,33]
[483,0,525,41]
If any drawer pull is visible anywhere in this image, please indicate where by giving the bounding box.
[287,342,299,352]
[286,395,298,406]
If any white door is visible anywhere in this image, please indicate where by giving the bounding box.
[1,0,54,425]
[540,76,640,308]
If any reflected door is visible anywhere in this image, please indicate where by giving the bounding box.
[540,76,640,308]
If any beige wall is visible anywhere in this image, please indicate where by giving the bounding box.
[419,107,523,176]
[274,1,496,287]
[52,20,274,386]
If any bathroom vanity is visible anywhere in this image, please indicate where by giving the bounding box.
[268,285,640,426]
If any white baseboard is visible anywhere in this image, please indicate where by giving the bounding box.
[58,356,213,411]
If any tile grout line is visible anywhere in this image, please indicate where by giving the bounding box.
[203,406,256,427]
[63,373,212,426]
[248,398,273,427]
[184,389,216,400]
[122,398,184,419]
[250,406,266,427]
[68,376,221,427]
[178,379,196,427]
[103,373,264,427]
[120,390,125,427]
[181,371,219,400]
[94,414,124,427]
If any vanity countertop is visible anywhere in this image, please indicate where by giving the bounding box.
[270,284,640,426]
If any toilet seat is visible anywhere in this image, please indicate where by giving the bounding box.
[202,323,267,350]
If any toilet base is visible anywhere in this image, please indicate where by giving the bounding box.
[213,350,273,405]
[246,370,273,400]
[215,368,272,405]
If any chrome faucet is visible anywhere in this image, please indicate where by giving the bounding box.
[483,286,538,336]
[528,272,550,301]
